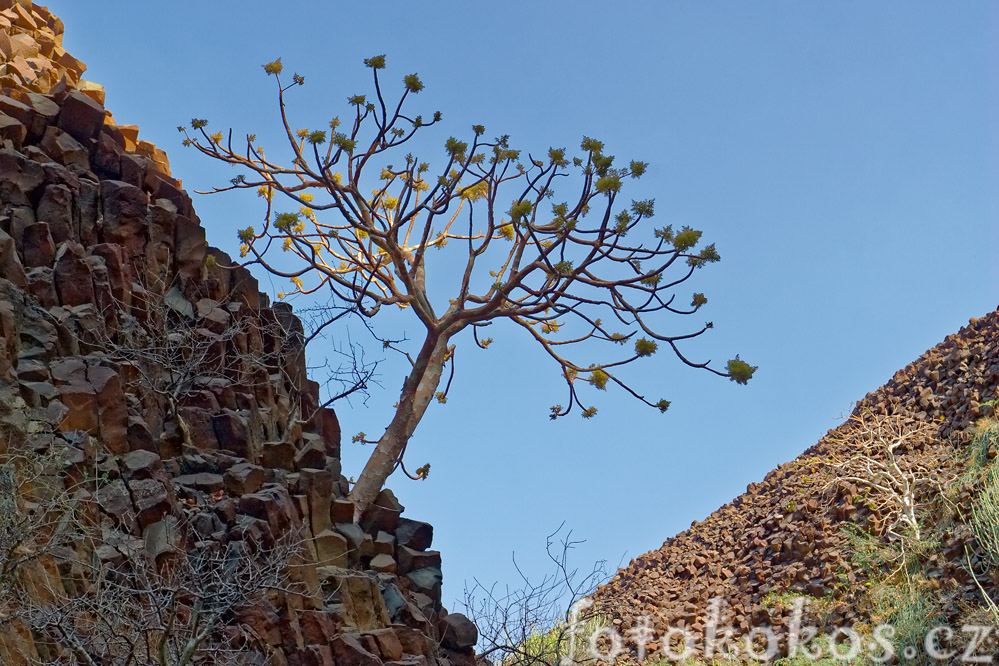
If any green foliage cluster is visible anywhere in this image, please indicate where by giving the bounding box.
[726,356,757,385]
[842,525,944,665]
[970,459,999,567]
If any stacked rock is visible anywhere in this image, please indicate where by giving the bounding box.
[594,310,999,659]
[0,4,478,666]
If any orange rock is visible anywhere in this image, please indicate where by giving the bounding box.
[4,57,36,84]
[136,139,157,157]
[51,44,85,75]
[0,72,22,88]
[8,32,39,59]
[24,56,51,75]
[119,124,139,151]
[49,14,62,45]
[78,79,105,105]
[153,146,171,175]
[34,28,54,56]
[34,2,54,24]
[9,3,36,30]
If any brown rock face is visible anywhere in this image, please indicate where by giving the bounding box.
[593,311,999,659]
[0,5,472,665]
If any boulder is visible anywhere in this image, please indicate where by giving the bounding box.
[395,518,434,551]
[92,129,123,179]
[88,364,126,453]
[174,214,205,278]
[121,449,162,480]
[0,149,44,205]
[36,183,74,245]
[95,479,135,532]
[260,440,296,471]
[313,528,349,567]
[331,571,392,632]
[25,266,57,307]
[361,488,403,535]
[128,477,175,528]
[39,125,88,169]
[331,498,355,523]
[0,95,34,126]
[126,415,155,452]
[237,483,300,536]
[20,221,54,268]
[0,228,26,290]
[213,409,252,457]
[0,111,26,147]
[295,433,326,470]
[406,567,443,602]
[56,89,104,144]
[100,179,147,255]
[374,531,395,555]
[56,381,97,433]
[331,634,383,666]
[365,628,404,661]
[177,406,217,450]
[53,241,94,307]
[369,554,397,575]
[336,522,374,561]
[21,92,58,140]
[174,472,224,494]
[144,515,182,563]
[224,461,265,496]
[398,548,441,575]
[300,467,333,535]
[439,613,478,650]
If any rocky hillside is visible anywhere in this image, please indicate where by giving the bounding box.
[0,3,477,665]
[593,309,999,661]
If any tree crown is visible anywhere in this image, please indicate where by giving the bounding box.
[181,55,755,423]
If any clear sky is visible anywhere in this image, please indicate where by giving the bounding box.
[55,1,997,610]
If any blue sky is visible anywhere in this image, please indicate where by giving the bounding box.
[56,2,997,609]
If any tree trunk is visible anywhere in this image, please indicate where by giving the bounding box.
[348,333,451,519]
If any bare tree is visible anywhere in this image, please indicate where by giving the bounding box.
[182,55,757,515]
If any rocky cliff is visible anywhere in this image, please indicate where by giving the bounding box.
[593,310,999,659]
[0,3,477,665]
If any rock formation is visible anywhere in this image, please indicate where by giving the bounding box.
[593,310,999,659]
[0,2,477,664]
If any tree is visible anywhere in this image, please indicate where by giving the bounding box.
[182,56,757,516]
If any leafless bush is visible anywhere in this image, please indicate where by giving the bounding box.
[0,441,85,609]
[1,439,307,665]
[463,526,609,666]
[828,411,946,542]
[18,525,305,666]
[94,275,374,444]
